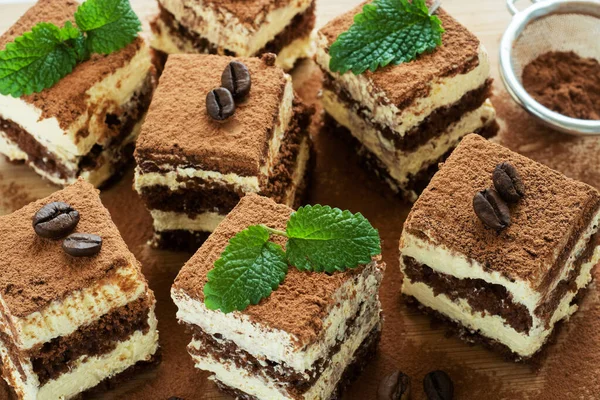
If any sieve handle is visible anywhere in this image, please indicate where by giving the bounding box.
[507,0,544,15]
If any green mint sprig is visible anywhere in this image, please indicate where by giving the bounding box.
[329,0,444,75]
[0,0,141,97]
[204,205,381,313]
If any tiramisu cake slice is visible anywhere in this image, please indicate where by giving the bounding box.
[0,0,156,187]
[315,2,498,202]
[134,54,312,250]
[172,194,384,399]
[400,134,600,358]
[0,179,159,399]
[151,0,316,70]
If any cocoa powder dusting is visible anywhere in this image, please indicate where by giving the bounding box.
[522,51,600,120]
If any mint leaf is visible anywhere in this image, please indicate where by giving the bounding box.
[204,225,288,313]
[0,22,79,97]
[329,0,444,75]
[75,0,141,55]
[286,205,381,273]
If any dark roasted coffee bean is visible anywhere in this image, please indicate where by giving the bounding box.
[423,370,454,400]
[62,233,102,257]
[167,397,184,400]
[206,88,236,121]
[221,61,252,101]
[493,162,525,203]
[32,202,80,239]
[473,188,511,230]
[377,370,411,400]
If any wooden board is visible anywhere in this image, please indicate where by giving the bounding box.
[2,1,600,399]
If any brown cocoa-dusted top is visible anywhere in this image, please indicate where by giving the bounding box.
[0,179,138,318]
[135,54,289,177]
[404,134,600,292]
[173,194,375,346]
[0,0,144,129]
[319,1,481,109]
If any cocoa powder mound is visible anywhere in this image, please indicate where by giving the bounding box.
[522,51,600,120]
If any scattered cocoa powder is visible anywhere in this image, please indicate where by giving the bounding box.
[522,51,600,120]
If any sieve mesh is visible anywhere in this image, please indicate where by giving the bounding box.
[511,13,600,83]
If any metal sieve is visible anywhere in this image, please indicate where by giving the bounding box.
[499,0,600,136]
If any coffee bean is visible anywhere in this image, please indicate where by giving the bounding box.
[221,61,251,101]
[493,162,525,203]
[62,233,102,257]
[377,370,411,400]
[473,188,511,230]
[423,370,454,400]
[206,88,236,121]
[167,397,184,400]
[32,202,80,239]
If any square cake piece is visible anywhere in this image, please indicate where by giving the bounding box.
[0,179,159,399]
[315,2,498,202]
[171,194,385,399]
[151,0,316,70]
[400,134,600,358]
[134,54,312,250]
[0,0,156,187]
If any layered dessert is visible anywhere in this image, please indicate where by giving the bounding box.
[0,0,156,187]
[151,0,316,70]
[0,179,159,399]
[134,54,312,250]
[315,2,498,202]
[400,134,600,359]
[172,194,385,399]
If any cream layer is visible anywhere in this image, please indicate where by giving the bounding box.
[275,33,315,71]
[323,89,495,200]
[151,210,224,233]
[0,261,147,351]
[134,76,294,195]
[316,33,491,136]
[190,314,381,400]
[149,136,310,234]
[0,44,152,161]
[159,0,313,56]
[0,307,159,400]
[152,17,314,71]
[402,242,599,357]
[400,209,600,314]
[172,260,383,373]
[283,137,310,206]
[0,118,143,187]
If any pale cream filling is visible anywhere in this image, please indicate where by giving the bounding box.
[402,243,599,357]
[134,77,294,195]
[78,118,145,188]
[189,315,381,400]
[172,260,383,373]
[36,308,158,400]
[0,119,142,187]
[275,32,316,71]
[159,0,313,56]
[152,17,315,71]
[400,209,600,313]
[0,261,147,351]
[151,16,205,55]
[151,210,224,233]
[148,138,310,234]
[0,130,28,161]
[316,33,490,136]
[283,137,310,206]
[323,89,495,199]
[0,306,158,400]
[0,44,152,160]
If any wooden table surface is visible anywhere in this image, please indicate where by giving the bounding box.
[2,1,600,399]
